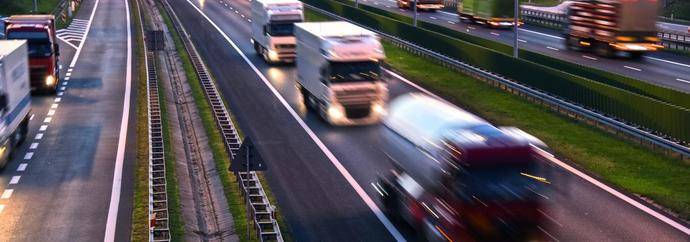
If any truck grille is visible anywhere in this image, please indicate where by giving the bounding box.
[344,105,371,119]
[335,88,378,105]
[275,44,296,50]
[29,67,47,87]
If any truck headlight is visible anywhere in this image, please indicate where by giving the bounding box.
[268,50,279,61]
[45,75,56,86]
[372,103,386,115]
[327,105,344,120]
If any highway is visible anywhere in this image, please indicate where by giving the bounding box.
[168,0,690,241]
[0,0,136,241]
[354,0,690,93]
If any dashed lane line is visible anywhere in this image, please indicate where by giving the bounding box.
[583,55,598,61]
[1,189,14,199]
[9,176,21,185]
[29,143,39,150]
[23,152,33,160]
[546,46,559,51]
[47,109,55,116]
[518,39,527,43]
[624,65,642,72]
[44,117,52,123]
[55,98,62,103]
[39,125,48,131]
[17,164,27,172]
[35,133,43,140]
[676,78,689,84]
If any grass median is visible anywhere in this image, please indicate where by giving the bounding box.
[305,9,690,220]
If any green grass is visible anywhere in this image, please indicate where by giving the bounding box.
[381,40,690,219]
[0,0,61,15]
[520,0,563,7]
[130,0,150,241]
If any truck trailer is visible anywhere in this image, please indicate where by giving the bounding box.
[564,0,662,58]
[458,0,519,28]
[4,15,60,93]
[397,0,445,11]
[295,21,388,126]
[377,93,549,241]
[251,0,304,63]
[0,40,32,169]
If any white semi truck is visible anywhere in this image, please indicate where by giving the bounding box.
[294,21,388,125]
[251,0,303,63]
[0,40,31,169]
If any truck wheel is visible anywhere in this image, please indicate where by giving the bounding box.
[261,47,272,64]
[253,41,260,56]
[299,86,313,111]
[17,118,29,145]
[594,42,614,58]
[629,52,644,60]
[565,36,579,51]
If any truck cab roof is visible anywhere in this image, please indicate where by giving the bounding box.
[295,21,385,61]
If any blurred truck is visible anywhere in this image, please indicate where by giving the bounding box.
[458,0,519,28]
[294,21,388,125]
[377,93,549,241]
[0,40,32,169]
[4,15,60,93]
[564,0,662,58]
[251,0,304,63]
[397,0,445,11]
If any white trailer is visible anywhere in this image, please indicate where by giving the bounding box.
[295,21,388,126]
[251,0,303,63]
[0,40,31,169]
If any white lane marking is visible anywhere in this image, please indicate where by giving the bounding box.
[374,2,379,5]
[44,117,52,123]
[235,10,239,13]
[17,163,27,172]
[388,62,690,235]
[64,76,70,81]
[538,209,563,227]
[58,92,64,96]
[490,32,500,36]
[518,39,527,43]
[538,225,560,242]
[1,190,13,199]
[24,152,33,160]
[29,114,34,120]
[0,205,4,214]
[467,26,476,30]
[677,78,690,84]
[60,86,66,91]
[66,73,71,77]
[104,0,133,239]
[39,125,48,131]
[29,143,39,150]
[68,68,73,72]
[69,0,99,68]
[645,56,690,68]
[241,14,245,18]
[439,10,458,17]
[55,97,62,103]
[371,182,384,196]
[546,46,559,51]
[531,147,690,235]
[57,37,79,49]
[63,81,69,86]
[429,16,436,20]
[583,55,598,60]
[184,1,406,240]
[447,21,456,25]
[520,28,564,40]
[624,65,642,72]
[9,176,21,185]
[51,104,59,109]
[35,133,43,140]
[248,19,252,22]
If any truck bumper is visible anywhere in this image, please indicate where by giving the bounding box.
[325,103,385,126]
[611,43,663,52]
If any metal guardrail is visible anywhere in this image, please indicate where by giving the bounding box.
[520,8,690,52]
[306,4,690,159]
[160,0,284,240]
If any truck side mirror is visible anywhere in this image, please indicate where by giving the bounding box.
[0,93,8,114]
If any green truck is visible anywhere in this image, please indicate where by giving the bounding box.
[458,0,519,28]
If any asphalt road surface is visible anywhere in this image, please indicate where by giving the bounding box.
[0,0,137,241]
[356,0,690,93]
[169,0,690,241]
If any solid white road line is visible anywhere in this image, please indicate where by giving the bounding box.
[645,56,690,68]
[624,65,642,72]
[677,78,690,84]
[185,1,406,240]
[17,163,27,172]
[520,28,564,40]
[35,133,43,140]
[1,190,13,199]
[389,60,690,235]
[24,152,33,160]
[29,143,39,150]
[9,176,21,185]
[104,0,132,240]
[69,0,99,68]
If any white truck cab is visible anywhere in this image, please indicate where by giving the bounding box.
[251,0,303,63]
[0,40,31,169]
[295,21,388,126]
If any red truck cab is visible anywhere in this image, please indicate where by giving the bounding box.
[4,15,60,93]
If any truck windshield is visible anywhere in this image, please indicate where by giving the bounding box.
[267,22,296,37]
[327,61,381,83]
[7,31,53,57]
[450,164,547,202]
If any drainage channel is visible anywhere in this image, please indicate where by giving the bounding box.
[160,0,284,240]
